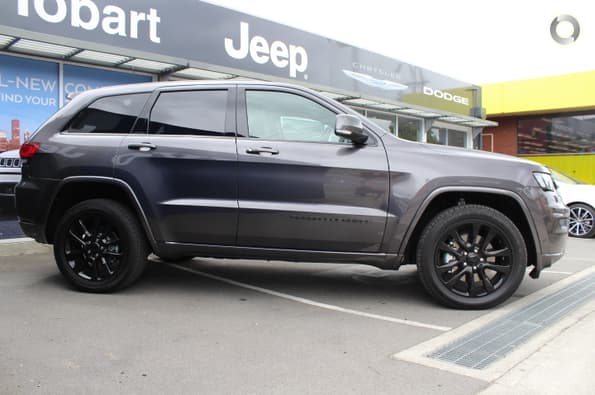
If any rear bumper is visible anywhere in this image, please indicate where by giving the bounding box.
[15,177,60,244]
[18,220,48,243]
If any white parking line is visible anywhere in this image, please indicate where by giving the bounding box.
[563,257,595,263]
[542,270,573,275]
[170,263,452,332]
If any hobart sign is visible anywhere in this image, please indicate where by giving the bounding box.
[17,0,161,43]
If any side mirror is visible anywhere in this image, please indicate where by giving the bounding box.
[335,114,368,145]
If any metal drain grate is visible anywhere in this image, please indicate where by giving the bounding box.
[428,272,595,369]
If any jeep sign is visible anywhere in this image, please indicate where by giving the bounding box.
[225,22,308,79]
[0,0,478,116]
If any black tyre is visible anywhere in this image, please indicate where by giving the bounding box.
[416,204,527,309]
[568,203,595,238]
[53,199,150,292]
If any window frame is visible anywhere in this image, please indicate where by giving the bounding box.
[63,92,152,135]
[132,85,237,137]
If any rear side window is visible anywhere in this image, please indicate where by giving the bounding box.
[148,90,228,136]
[68,93,149,133]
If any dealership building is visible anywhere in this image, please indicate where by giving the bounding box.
[482,72,595,184]
[0,0,496,152]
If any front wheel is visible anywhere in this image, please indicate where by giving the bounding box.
[568,203,595,238]
[53,199,150,292]
[416,204,527,309]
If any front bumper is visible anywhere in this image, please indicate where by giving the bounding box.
[529,189,570,278]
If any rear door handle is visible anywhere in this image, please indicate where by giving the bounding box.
[128,142,157,152]
[246,147,279,155]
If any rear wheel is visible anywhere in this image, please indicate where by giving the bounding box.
[416,204,527,309]
[568,203,595,238]
[53,199,149,292]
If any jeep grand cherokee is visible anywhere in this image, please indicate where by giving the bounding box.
[15,81,569,308]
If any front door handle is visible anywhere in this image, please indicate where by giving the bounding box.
[246,147,279,155]
[128,142,157,152]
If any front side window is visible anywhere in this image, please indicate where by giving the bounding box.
[246,91,341,143]
[68,93,150,133]
[149,90,228,136]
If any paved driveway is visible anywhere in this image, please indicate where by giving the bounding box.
[0,238,593,394]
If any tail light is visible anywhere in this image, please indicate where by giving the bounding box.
[20,142,41,159]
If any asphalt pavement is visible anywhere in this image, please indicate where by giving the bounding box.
[0,219,25,239]
[0,238,593,394]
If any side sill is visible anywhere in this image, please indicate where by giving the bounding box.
[158,242,402,270]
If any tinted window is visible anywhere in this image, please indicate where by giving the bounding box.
[68,93,149,133]
[149,90,228,136]
[246,91,341,143]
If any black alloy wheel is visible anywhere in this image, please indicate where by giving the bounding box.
[417,204,527,309]
[64,213,124,282]
[435,222,512,298]
[54,199,149,292]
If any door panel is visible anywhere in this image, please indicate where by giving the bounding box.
[236,88,389,252]
[114,87,238,245]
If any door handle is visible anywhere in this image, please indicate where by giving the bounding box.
[128,142,157,152]
[246,147,279,155]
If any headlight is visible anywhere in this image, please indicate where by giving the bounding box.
[533,172,556,192]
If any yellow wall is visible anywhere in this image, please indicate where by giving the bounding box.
[483,70,595,116]
[520,154,594,184]
[483,72,595,185]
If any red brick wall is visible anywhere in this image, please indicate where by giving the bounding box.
[482,117,518,156]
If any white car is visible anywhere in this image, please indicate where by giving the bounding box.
[0,149,22,218]
[550,168,595,238]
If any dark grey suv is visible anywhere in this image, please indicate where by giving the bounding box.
[16,81,569,309]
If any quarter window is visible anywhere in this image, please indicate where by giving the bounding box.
[68,93,149,133]
[149,90,228,136]
[246,91,342,143]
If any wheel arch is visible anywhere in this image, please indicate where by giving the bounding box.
[44,177,158,251]
[566,200,594,208]
[401,187,541,275]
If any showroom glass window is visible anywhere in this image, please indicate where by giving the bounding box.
[398,116,421,142]
[517,114,595,154]
[367,110,396,134]
[427,122,469,148]
[245,91,341,143]
[149,90,228,136]
[68,93,150,133]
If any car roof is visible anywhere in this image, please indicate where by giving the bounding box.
[78,80,314,98]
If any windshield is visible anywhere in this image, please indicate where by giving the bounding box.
[549,167,584,185]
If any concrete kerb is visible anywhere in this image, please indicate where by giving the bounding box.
[0,238,51,256]
[393,264,595,382]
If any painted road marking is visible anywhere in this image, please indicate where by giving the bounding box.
[170,263,452,332]
[542,270,573,275]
